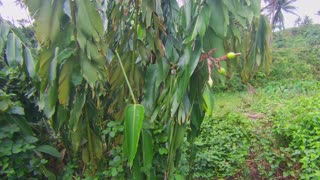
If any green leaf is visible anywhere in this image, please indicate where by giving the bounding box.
[0,22,10,55]
[11,116,33,135]
[0,100,9,112]
[142,129,153,177]
[6,33,16,66]
[49,48,59,84]
[208,0,228,38]
[142,58,170,117]
[69,92,86,132]
[9,105,24,115]
[26,0,64,46]
[80,55,100,88]
[172,44,201,116]
[41,82,58,118]
[23,47,36,78]
[124,104,145,167]
[76,0,103,41]
[202,85,215,115]
[36,145,61,158]
[58,60,73,105]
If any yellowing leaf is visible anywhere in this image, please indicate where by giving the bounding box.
[58,60,73,106]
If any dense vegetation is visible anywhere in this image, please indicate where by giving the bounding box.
[0,0,319,179]
[187,24,320,179]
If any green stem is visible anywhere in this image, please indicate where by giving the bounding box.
[115,50,137,104]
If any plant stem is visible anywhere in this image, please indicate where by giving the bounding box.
[115,50,137,104]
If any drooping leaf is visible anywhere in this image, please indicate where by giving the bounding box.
[124,104,145,167]
[142,129,153,177]
[69,92,86,132]
[76,0,103,41]
[202,85,215,116]
[23,48,36,78]
[6,33,17,66]
[26,0,64,46]
[36,145,61,158]
[0,22,10,55]
[42,83,58,118]
[58,60,73,105]
[49,48,59,85]
[80,56,100,88]
[208,0,229,38]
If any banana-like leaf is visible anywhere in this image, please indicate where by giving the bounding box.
[124,104,145,167]
[171,44,201,116]
[26,0,64,46]
[23,48,36,79]
[208,0,229,38]
[80,55,100,88]
[5,32,23,67]
[69,92,86,132]
[0,22,10,55]
[58,59,73,105]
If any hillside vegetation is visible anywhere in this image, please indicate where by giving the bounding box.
[185,24,320,179]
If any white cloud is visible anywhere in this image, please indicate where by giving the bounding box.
[0,0,31,25]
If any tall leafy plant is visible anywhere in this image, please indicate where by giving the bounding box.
[0,0,274,178]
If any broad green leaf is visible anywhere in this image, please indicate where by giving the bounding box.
[76,0,104,40]
[26,0,64,46]
[80,56,100,88]
[42,83,58,118]
[82,146,90,164]
[141,65,158,116]
[58,60,73,106]
[23,48,36,78]
[0,100,9,112]
[9,105,24,115]
[202,85,214,115]
[36,145,61,158]
[55,106,69,131]
[208,0,228,38]
[172,44,201,116]
[142,129,153,177]
[5,33,17,66]
[124,104,145,167]
[142,58,170,118]
[14,34,23,66]
[69,92,86,132]
[0,22,10,55]
[203,28,225,58]
[49,48,59,84]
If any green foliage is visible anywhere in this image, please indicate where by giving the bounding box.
[189,113,253,179]
[0,79,57,179]
[0,0,273,178]
[273,94,320,178]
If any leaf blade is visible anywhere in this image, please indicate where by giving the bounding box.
[124,104,145,167]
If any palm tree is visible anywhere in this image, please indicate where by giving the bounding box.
[301,15,313,26]
[294,16,302,27]
[262,0,298,30]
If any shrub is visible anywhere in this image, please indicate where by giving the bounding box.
[190,113,253,179]
[273,94,320,179]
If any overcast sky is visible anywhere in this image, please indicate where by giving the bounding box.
[0,0,319,28]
